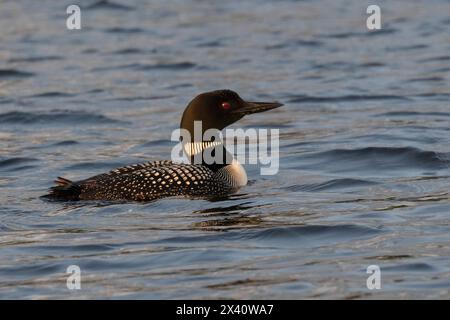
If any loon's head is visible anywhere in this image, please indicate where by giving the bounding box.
[180,89,283,135]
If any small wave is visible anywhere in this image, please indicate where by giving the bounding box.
[30,243,117,253]
[312,60,384,71]
[0,223,15,232]
[312,61,353,71]
[419,55,450,63]
[241,123,292,130]
[82,48,99,54]
[365,254,413,261]
[105,27,144,33]
[387,44,428,52]
[285,178,378,192]
[92,62,196,72]
[51,140,79,146]
[287,94,408,103]
[26,92,75,98]
[350,133,438,145]
[382,262,435,272]
[158,224,382,248]
[323,28,396,39]
[112,48,146,55]
[359,62,385,68]
[86,89,105,94]
[194,203,256,215]
[374,111,450,117]
[0,110,122,125]
[127,62,197,71]
[431,67,450,73]
[0,69,34,78]
[8,56,62,63]
[165,83,194,90]
[414,93,450,100]
[65,161,128,171]
[137,139,173,148]
[247,224,381,241]
[0,157,38,172]
[295,147,449,173]
[407,77,444,82]
[111,95,174,101]
[0,98,12,104]
[196,40,223,48]
[0,263,62,278]
[85,0,134,10]
[265,40,323,50]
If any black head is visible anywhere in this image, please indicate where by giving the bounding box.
[180,89,283,135]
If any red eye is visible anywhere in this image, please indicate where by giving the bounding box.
[221,102,231,110]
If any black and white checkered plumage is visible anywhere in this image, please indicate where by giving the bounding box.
[48,160,236,201]
[44,90,282,202]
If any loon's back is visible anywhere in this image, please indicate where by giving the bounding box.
[47,160,242,201]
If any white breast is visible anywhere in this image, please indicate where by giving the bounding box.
[219,159,248,187]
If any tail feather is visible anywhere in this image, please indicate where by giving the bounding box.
[43,177,81,201]
[54,176,73,186]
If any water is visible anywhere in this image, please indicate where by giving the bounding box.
[1,0,450,299]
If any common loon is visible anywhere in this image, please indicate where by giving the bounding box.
[45,90,282,201]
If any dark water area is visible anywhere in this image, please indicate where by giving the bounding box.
[0,0,450,299]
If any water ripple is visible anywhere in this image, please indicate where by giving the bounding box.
[92,62,197,72]
[0,111,123,125]
[8,56,63,63]
[284,178,379,192]
[0,69,34,78]
[85,0,135,11]
[156,224,383,248]
[290,147,449,174]
[287,94,408,103]
[0,157,39,172]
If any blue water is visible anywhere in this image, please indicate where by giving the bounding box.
[1,0,450,299]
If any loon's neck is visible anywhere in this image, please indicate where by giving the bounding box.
[182,140,247,187]
[182,139,234,171]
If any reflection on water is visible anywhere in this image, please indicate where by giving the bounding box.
[0,0,450,299]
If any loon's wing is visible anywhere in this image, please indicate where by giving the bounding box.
[103,160,175,177]
[45,160,174,201]
[46,162,233,201]
[80,163,233,201]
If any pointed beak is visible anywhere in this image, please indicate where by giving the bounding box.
[231,100,283,116]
